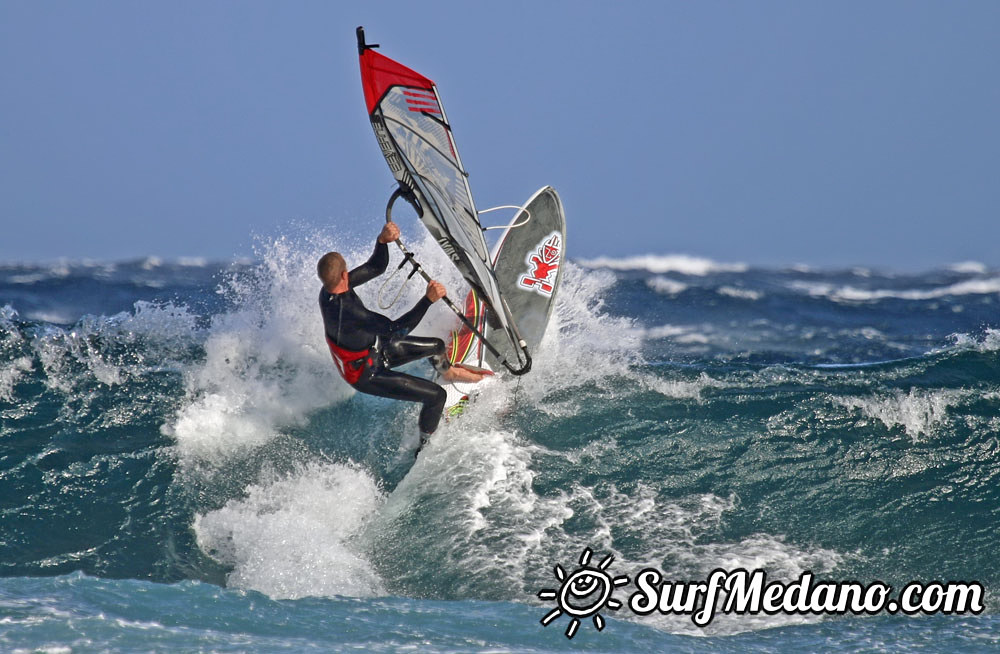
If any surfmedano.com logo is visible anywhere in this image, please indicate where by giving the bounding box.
[536,548,630,639]
[536,548,985,639]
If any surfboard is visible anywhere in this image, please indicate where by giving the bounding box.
[441,186,567,413]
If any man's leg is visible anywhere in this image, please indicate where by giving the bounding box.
[381,335,488,383]
[353,367,447,436]
[381,335,449,371]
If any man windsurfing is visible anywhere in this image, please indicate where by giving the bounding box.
[318,221,488,448]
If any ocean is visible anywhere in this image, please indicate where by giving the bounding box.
[1,230,998,652]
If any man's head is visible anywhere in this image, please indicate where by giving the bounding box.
[317,252,347,290]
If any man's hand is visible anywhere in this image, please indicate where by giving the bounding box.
[425,280,446,302]
[378,221,400,244]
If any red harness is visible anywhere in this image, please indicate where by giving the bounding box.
[325,336,374,385]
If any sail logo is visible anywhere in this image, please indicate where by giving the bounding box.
[371,116,403,174]
[519,232,562,296]
[438,238,461,263]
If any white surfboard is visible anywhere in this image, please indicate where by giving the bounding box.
[439,186,567,415]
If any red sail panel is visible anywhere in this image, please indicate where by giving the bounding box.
[359,48,435,115]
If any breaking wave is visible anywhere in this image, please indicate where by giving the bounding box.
[578,254,748,276]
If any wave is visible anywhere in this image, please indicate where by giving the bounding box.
[646,277,688,295]
[789,277,1000,302]
[948,261,989,274]
[647,279,763,301]
[578,254,748,276]
[0,306,31,401]
[716,286,762,301]
[0,300,200,402]
[834,388,965,440]
[635,323,712,345]
[194,461,385,599]
[161,234,349,463]
[947,327,1000,353]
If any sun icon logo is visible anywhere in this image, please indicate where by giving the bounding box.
[537,548,630,639]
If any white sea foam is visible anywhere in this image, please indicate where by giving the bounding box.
[949,261,988,274]
[645,372,726,400]
[512,261,641,407]
[366,422,552,601]
[835,388,963,440]
[717,286,762,301]
[114,301,201,347]
[578,254,747,276]
[0,355,32,402]
[26,302,199,397]
[0,306,31,402]
[948,328,1000,353]
[635,324,712,345]
[163,234,353,462]
[646,277,688,295]
[790,277,1000,302]
[8,273,47,285]
[0,305,21,337]
[43,261,71,278]
[194,461,385,599]
[23,310,76,325]
[140,256,163,270]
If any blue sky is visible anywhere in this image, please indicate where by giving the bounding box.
[1,1,997,269]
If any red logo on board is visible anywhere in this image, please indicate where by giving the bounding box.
[519,232,562,296]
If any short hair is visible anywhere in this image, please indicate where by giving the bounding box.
[317,252,346,286]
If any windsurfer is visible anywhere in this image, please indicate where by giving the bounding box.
[318,221,488,444]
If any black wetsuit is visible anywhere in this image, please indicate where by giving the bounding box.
[319,240,449,435]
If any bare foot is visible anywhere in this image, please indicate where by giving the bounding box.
[441,364,490,383]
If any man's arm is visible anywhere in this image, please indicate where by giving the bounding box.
[347,222,400,288]
[386,297,432,337]
[385,280,446,337]
[347,241,388,288]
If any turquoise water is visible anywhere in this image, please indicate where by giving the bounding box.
[1,236,997,651]
[2,573,998,653]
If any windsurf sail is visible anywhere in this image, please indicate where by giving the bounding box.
[356,27,530,375]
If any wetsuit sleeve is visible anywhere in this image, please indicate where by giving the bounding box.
[348,240,389,288]
[387,296,432,337]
